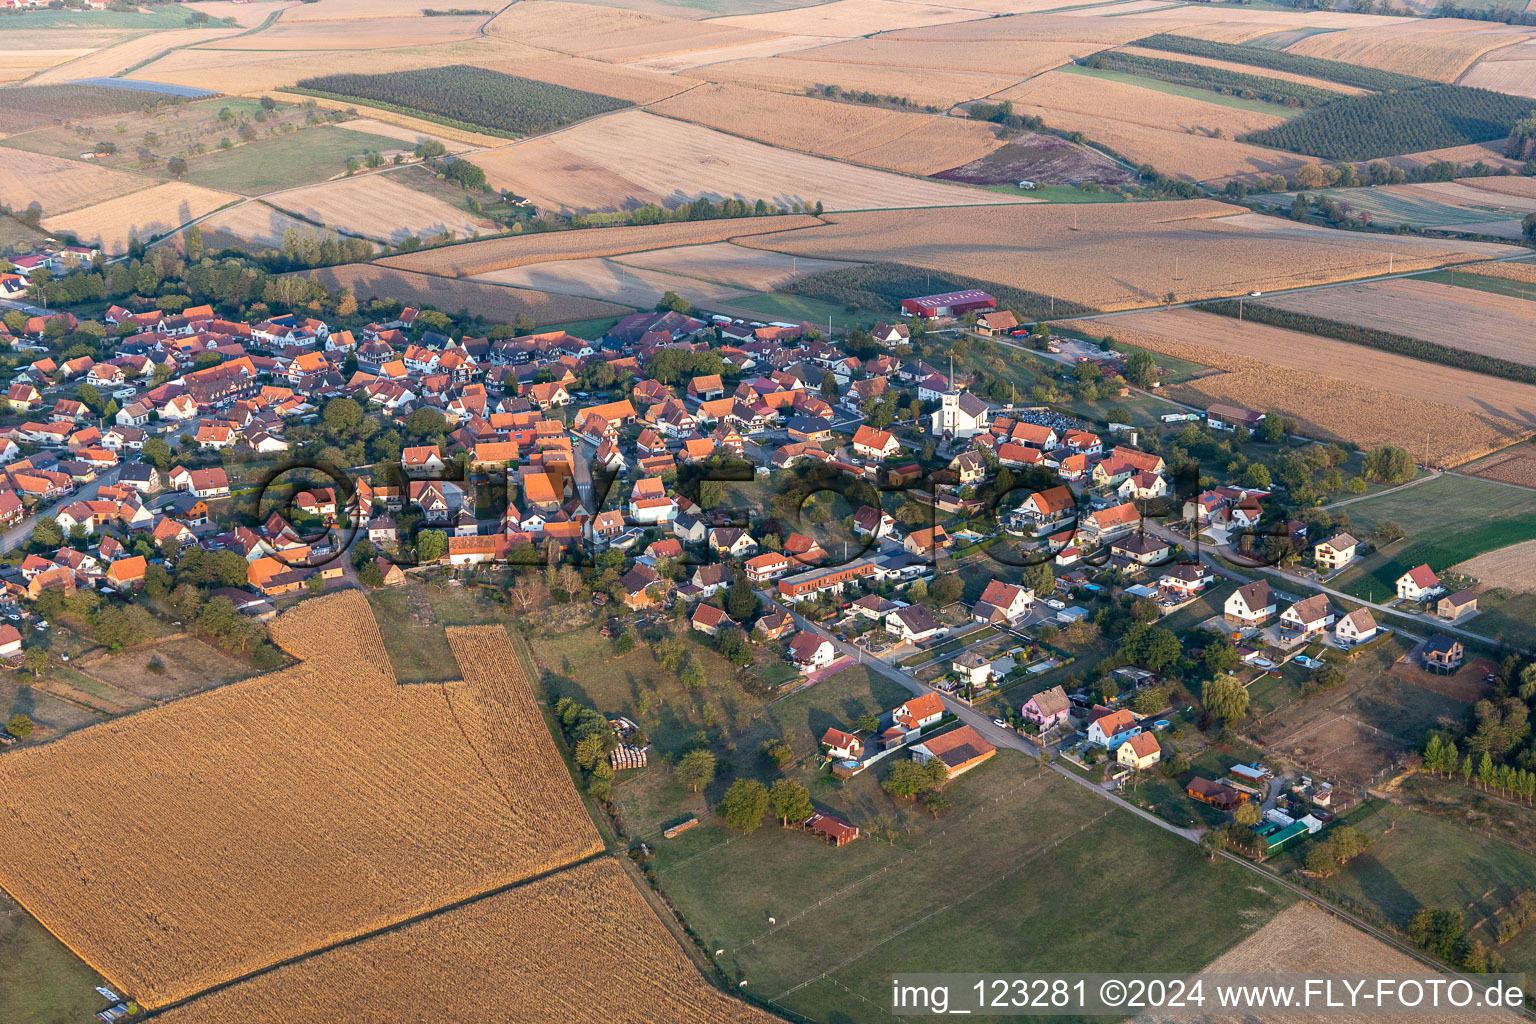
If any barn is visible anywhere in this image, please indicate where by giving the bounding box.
[900,289,997,318]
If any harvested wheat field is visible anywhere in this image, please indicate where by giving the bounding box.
[878,10,1184,44]
[711,0,989,37]
[324,116,473,154]
[487,1,771,62]
[1259,278,1536,367]
[736,202,1510,309]
[1137,902,1523,1024]
[278,0,461,19]
[26,26,242,85]
[1457,539,1536,592]
[42,181,237,254]
[1286,19,1534,82]
[1000,69,1291,137]
[197,200,321,249]
[381,214,821,277]
[1066,311,1536,463]
[613,240,860,289]
[0,148,151,215]
[0,592,602,1009]
[1455,175,1536,200]
[627,34,841,72]
[470,109,1016,213]
[649,84,1005,175]
[1394,179,1536,214]
[309,263,633,323]
[476,256,755,308]
[1461,50,1536,97]
[155,858,775,1024]
[269,174,496,245]
[482,55,689,103]
[185,0,301,27]
[790,36,1098,77]
[997,98,1312,181]
[686,55,1025,108]
[205,14,487,50]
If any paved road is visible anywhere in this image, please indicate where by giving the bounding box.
[1,465,123,554]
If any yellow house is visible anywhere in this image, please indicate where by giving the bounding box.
[1116,731,1161,771]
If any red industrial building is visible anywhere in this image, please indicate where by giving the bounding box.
[900,289,997,318]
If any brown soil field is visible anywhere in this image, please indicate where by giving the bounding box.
[682,55,1024,108]
[611,240,860,289]
[735,202,1510,310]
[1064,311,1536,464]
[380,215,822,277]
[308,263,633,323]
[1287,20,1535,82]
[0,148,152,215]
[154,858,776,1024]
[475,257,755,308]
[1455,175,1536,200]
[27,26,243,85]
[1457,538,1536,592]
[0,592,602,1009]
[41,181,238,254]
[486,0,773,61]
[1146,902,1524,1024]
[649,83,1005,175]
[269,173,497,245]
[1000,68,1291,136]
[712,0,990,36]
[196,200,322,249]
[934,132,1134,185]
[789,36,1098,77]
[1114,44,1370,94]
[1461,447,1536,486]
[1258,278,1536,367]
[203,15,487,50]
[468,109,1016,213]
[78,634,257,703]
[1387,654,1494,704]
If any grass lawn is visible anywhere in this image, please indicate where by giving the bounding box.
[1117,341,1212,384]
[182,126,409,194]
[364,587,458,683]
[1328,474,1536,601]
[984,183,1127,203]
[1421,268,1536,303]
[0,899,107,1024]
[0,6,193,28]
[659,751,1296,1023]
[1267,800,1536,969]
[1060,63,1306,118]
[536,313,630,338]
[725,292,870,330]
[1465,590,1536,649]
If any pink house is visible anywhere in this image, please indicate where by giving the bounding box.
[1020,684,1071,731]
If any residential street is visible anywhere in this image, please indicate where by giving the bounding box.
[0,465,123,554]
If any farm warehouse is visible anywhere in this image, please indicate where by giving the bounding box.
[901,288,997,317]
[0,593,602,1008]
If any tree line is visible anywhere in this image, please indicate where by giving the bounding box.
[1080,52,1342,108]
[1203,300,1536,387]
[1134,33,1432,92]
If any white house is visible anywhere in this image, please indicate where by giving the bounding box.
[1087,708,1141,750]
[1334,607,1378,646]
[1117,732,1161,770]
[885,604,945,644]
[788,630,835,671]
[851,424,900,459]
[1313,533,1357,572]
[1224,581,1275,627]
[1396,564,1441,602]
[821,727,863,760]
[971,579,1033,624]
[1279,594,1336,637]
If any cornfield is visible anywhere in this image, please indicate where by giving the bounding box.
[156,858,777,1023]
[0,592,600,1008]
[1455,262,1536,286]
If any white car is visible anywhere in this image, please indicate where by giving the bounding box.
[992,718,1008,729]
[1248,290,1262,297]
